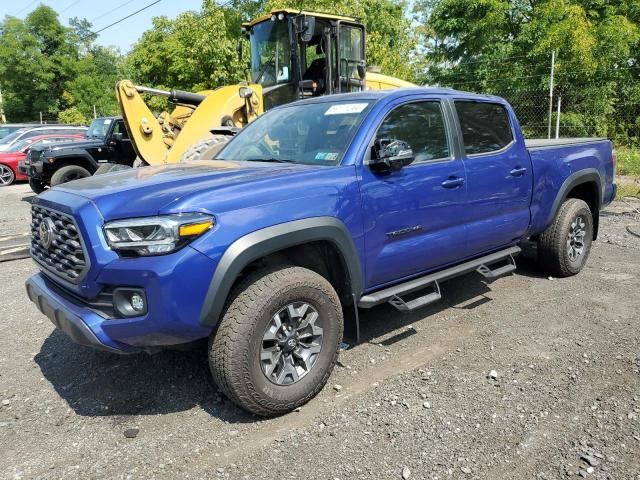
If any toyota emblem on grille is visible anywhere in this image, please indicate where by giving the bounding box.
[39,218,56,250]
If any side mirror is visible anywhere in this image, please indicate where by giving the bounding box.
[296,15,315,43]
[110,132,123,145]
[357,64,366,81]
[368,139,415,173]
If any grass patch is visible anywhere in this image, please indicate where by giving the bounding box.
[616,146,640,177]
[616,182,640,199]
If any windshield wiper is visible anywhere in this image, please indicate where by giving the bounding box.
[243,158,296,164]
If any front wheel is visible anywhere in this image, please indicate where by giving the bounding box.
[209,265,343,416]
[50,165,91,186]
[537,198,593,277]
[28,178,46,194]
[0,164,15,186]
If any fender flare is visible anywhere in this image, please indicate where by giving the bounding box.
[50,151,99,171]
[199,216,363,327]
[547,169,602,230]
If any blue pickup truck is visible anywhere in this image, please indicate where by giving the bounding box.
[26,88,616,416]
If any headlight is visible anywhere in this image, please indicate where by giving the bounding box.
[103,213,214,256]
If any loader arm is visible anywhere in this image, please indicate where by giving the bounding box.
[116,80,263,165]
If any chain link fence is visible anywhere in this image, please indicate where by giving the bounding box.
[439,67,640,146]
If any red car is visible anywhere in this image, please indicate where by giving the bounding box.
[0,134,85,186]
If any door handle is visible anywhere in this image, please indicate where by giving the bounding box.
[441,177,465,189]
[510,167,527,177]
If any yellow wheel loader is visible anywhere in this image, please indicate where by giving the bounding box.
[116,9,415,166]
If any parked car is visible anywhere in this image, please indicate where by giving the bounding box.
[22,116,136,193]
[0,134,85,186]
[0,123,41,141]
[25,88,616,416]
[0,124,86,152]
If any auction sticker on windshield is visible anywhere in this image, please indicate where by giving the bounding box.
[325,103,369,115]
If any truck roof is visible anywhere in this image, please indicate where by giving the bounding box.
[288,87,506,107]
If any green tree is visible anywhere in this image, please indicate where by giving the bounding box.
[0,6,77,121]
[127,0,245,91]
[414,0,640,141]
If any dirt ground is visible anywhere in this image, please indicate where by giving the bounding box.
[1,182,639,480]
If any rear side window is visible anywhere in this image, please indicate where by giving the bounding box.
[376,101,450,163]
[455,101,513,155]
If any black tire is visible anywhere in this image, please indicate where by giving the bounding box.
[28,178,46,194]
[94,163,133,175]
[180,135,230,162]
[209,265,343,416]
[537,198,593,277]
[50,165,91,186]
[94,163,115,175]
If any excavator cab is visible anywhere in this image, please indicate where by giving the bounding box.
[243,10,366,110]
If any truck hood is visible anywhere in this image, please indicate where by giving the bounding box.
[53,160,324,220]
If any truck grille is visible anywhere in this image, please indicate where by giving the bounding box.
[31,205,89,283]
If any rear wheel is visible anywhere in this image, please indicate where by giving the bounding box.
[180,135,231,162]
[0,164,15,186]
[93,163,132,175]
[209,265,343,416]
[50,165,91,186]
[28,178,46,194]
[537,198,593,277]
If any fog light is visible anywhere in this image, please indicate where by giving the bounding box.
[113,288,147,317]
[131,293,145,312]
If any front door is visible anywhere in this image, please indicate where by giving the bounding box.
[452,100,532,255]
[357,99,468,289]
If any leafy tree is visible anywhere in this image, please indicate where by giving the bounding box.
[414,0,640,142]
[127,0,245,91]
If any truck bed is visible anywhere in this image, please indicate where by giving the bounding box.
[525,137,607,149]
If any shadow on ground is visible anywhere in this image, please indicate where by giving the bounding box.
[35,254,544,422]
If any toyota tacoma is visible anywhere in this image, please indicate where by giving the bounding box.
[25,88,616,416]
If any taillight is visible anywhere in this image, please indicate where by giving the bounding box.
[612,149,617,176]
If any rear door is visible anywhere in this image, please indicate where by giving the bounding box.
[453,100,532,255]
[357,98,468,288]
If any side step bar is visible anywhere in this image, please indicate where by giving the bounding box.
[358,246,521,311]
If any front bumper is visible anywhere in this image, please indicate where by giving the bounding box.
[26,273,135,354]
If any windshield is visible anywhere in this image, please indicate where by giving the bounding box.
[86,118,113,138]
[216,100,372,166]
[250,19,292,87]
[7,138,34,152]
[0,125,24,141]
[0,130,25,146]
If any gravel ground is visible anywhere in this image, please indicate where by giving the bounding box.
[0,183,639,480]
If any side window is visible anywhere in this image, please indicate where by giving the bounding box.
[113,121,129,139]
[375,102,450,163]
[455,101,513,155]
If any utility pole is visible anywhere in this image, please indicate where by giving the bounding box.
[0,87,5,124]
[555,95,562,139]
[93,105,97,119]
[547,50,556,139]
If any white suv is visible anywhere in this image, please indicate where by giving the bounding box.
[0,125,87,152]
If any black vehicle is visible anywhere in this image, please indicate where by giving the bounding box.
[21,117,136,193]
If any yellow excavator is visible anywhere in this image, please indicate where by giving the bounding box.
[116,9,415,166]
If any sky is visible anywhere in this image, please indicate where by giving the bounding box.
[0,0,204,52]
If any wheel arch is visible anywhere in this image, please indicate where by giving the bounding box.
[49,153,98,173]
[199,217,363,341]
[547,169,602,240]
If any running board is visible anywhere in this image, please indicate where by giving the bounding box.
[358,246,521,310]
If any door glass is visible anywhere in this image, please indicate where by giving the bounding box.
[455,101,513,155]
[376,102,450,163]
[339,25,364,91]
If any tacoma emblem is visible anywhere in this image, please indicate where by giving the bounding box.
[39,218,56,250]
